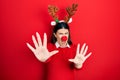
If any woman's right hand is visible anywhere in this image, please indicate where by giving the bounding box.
[26,32,59,62]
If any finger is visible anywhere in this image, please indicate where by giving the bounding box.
[50,50,59,57]
[32,35,38,48]
[26,43,35,53]
[85,52,92,60]
[80,43,86,54]
[68,59,75,63]
[43,33,47,48]
[36,32,42,46]
[76,44,80,56]
[83,46,88,56]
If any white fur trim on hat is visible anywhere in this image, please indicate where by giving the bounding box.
[50,18,72,26]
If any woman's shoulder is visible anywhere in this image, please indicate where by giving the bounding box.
[47,43,56,51]
[70,43,77,48]
[47,42,54,46]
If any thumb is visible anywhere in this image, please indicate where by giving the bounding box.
[69,59,75,63]
[50,50,59,57]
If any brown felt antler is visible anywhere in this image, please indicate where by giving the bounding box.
[48,5,59,21]
[65,3,78,22]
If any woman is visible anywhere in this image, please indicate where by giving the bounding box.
[26,22,92,80]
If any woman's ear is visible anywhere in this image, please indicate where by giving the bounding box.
[53,33,56,38]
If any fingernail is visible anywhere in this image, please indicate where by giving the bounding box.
[36,32,39,35]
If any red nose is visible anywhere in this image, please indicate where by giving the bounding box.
[61,36,67,41]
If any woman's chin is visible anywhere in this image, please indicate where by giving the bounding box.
[61,41,67,44]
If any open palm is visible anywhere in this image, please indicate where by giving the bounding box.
[26,32,59,62]
[69,43,92,68]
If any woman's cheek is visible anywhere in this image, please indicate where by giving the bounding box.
[57,35,62,41]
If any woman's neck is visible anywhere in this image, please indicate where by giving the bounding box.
[58,41,67,48]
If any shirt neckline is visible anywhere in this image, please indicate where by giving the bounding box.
[55,42,70,48]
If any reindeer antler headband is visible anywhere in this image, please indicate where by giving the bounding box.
[48,3,78,26]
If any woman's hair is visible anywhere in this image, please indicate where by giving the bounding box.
[51,22,72,45]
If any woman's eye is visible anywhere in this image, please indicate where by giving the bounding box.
[59,33,63,35]
[65,33,68,35]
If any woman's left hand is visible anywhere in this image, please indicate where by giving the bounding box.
[69,43,92,69]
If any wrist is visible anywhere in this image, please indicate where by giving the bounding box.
[75,63,83,69]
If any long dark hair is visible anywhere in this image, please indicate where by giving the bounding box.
[51,22,72,45]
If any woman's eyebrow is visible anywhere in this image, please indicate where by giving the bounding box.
[58,32,63,34]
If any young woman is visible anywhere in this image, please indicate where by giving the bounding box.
[26,22,92,80]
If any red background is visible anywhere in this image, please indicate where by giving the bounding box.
[0,0,120,80]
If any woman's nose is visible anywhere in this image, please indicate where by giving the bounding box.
[61,36,67,41]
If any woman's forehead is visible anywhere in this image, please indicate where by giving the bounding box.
[57,28,69,33]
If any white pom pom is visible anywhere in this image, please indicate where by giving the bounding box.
[68,18,72,23]
[51,21,56,26]
[59,20,65,23]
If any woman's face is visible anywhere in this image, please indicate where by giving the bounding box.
[54,28,69,46]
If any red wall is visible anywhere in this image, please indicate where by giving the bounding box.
[0,0,120,80]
